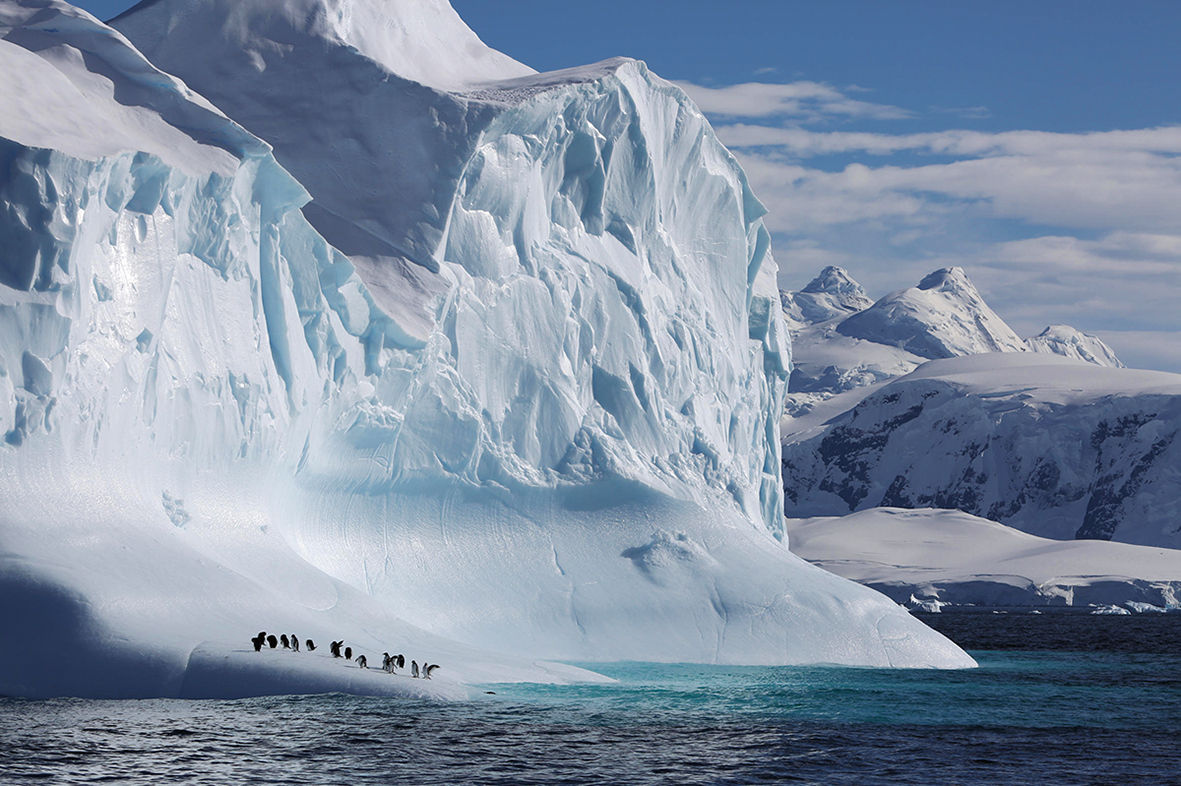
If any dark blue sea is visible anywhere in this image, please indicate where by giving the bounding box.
[4,611,1181,785]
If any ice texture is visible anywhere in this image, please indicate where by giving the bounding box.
[782,353,1181,548]
[0,0,975,698]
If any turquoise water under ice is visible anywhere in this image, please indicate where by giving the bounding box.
[4,613,1180,784]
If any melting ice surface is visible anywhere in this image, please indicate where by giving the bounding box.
[0,0,971,699]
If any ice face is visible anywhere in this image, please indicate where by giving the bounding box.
[0,0,975,698]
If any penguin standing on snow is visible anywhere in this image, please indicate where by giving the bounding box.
[252,632,266,652]
[267,634,278,649]
[381,653,392,673]
[330,641,341,658]
[411,660,419,679]
[280,634,290,649]
[306,639,316,652]
[291,635,299,652]
[424,664,439,680]
[395,654,405,670]
[355,654,368,669]
[344,646,352,661]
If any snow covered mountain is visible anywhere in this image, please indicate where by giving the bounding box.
[1026,324,1124,368]
[0,0,972,697]
[781,266,1123,418]
[782,353,1181,548]
[787,508,1181,610]
[835,267,1028,360]
[781,265,873,328]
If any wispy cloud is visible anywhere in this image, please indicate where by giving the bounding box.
[673,80,911,122]
[676,77,1181,370]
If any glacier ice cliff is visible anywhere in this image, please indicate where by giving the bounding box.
[0,0,973,697]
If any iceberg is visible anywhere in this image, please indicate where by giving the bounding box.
[0,0,973,698]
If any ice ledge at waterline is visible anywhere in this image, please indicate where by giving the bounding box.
[0,0,972,699]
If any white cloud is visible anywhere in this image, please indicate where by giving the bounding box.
[1091,331,1181,375]
[672,80,911,122]
[681,78,1181,371]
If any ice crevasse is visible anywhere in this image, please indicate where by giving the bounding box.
[0,0,972,698]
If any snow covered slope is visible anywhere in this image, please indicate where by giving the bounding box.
[782,353,1181,548]
[788,508,1181,609]
[0,0,972,699]
[1026,324,1124,368]
[835,267,1027,360]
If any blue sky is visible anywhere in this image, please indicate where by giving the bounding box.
[79,1,1181,371]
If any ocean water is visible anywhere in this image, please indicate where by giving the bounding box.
[3,612,1180,785]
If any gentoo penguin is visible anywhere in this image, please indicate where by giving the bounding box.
[355,654,368,669]
[424,664,439,680]
[252,632,266,652]
[306,639,316,652]
[381,653,392,673]
[267,634,278,649]
[330,641,341,658]
[396,654,405,670]
[280,634,290,649]
[291,635,300,652]
[411,660,419,679]
[344,646,352,661]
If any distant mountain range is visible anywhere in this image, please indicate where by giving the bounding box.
[780,266,1180,550]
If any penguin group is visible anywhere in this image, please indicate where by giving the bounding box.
[252,631,311,652]
[251,632,439,679]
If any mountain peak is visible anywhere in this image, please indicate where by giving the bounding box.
[836,267,1026,360]
[802,266,867,298]
[1026,325,1124,368]
[782,266,873,326]
[917,266,974,293]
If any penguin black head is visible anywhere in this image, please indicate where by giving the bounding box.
[267,635,278,649]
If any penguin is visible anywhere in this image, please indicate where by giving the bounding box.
[306,639,316,652]
[381,653,392,673]
[291,635,300,653]
[280,634,290,649]
[411,660,419,679]
[267,634,278,649]
[251,632,266,652]
[396,654,405,670]
[424,664,439,680]
[330,641,341,658]
[355,654,368,669]
[344,646,352,661]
